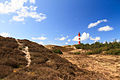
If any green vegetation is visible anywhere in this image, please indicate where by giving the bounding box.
[74,52,81,55]
[105,49,120,55]
[53,49,63,54]
[74,41,120,55]
[86,48,102,55]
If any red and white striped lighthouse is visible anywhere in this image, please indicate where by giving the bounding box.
[78,32,81,44]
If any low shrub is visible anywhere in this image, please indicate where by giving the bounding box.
[74,44,85,49]
[100,46,110,51]
[74,52,81,55]
[53,49,63,54]
[74,45,81,49]
[105,49,120,55]
[86,48,102,55]
[86,52,93,55]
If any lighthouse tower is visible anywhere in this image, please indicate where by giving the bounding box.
[78,32,80,44]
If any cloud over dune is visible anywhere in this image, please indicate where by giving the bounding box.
[88,19,107,28]
[0,0,46,22]
[0,32,10,37]
[32,36,47,40]
[73,32,90,41]
[98,25,113,31]
[90,37,101,42]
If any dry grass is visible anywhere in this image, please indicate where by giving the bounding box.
[0,36,107,80]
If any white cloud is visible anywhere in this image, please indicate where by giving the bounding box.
[81,32,90,41]
[30,6,37,11]
[68,39,71,42]
[103,41,106,44]
[30,0,35,4]
[0,0,46,22]
[116,39,120,42]
[39,41,44,45]
[0,32,10,37]
[65,42,68,45]
[59,37,66,41]
[0,0,27,14]
[32,36,47,40]
[72,36,79,41]
[98,25,113,31]
[88,19,107,28]
[56,36,68,41]
[90,37,100,42]
[73,32,90,41]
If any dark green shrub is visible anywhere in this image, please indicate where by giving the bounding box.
[86,52,93,55]
[53,49,63,54]
[100,46,110,51]
[74,45,81,49]
[74,52,81,55]
[86,48,102,55]
[74,43,85,49]
[105,49,120,55]
[92,48,102,54]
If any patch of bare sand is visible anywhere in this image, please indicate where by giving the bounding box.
[60,52,120,80]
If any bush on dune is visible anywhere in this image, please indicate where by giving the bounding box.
[74,52,81,55]
[74,41,120,55]
[86,48,102,55]
[52,49,63,54]
[105,49,120,55]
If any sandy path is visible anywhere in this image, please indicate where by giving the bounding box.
[16,39,31,67]
[60,52,120,80]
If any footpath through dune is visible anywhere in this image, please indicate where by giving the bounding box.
[16,39,31,67]
[60,51,120,80]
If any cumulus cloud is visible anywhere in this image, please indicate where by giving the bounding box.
[98,25,113,31]
[64,39,71,45]
[65,42,68,45]
[81,32,90,41]
[59,37,66,41]
[30,0,35,4]
[72,36,79,41]
[73,32,90,41]
[32,36,47,40]
[116,39,120,42]
[56,36,68,41]
[39,41,44,45]
[88,19,107,28]
[67,39,71,42]
[0,32,10,37]
[90,37,100,42]
[0,0,46,22]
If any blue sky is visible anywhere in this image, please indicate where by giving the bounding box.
[0,0,120,45]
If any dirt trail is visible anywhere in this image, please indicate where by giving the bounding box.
[16,39,31,67]
[60,51,120,80]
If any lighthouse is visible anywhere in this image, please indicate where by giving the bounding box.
[78,32,80,44]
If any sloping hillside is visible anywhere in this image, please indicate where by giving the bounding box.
[45,45,75,52]
[0,36,107,80]
[46,44,120,80]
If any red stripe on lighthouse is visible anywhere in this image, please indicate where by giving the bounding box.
[78,32,80,44]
